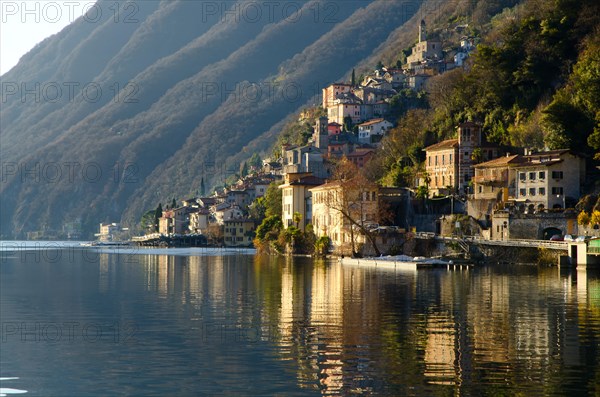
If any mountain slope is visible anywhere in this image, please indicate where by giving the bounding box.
[2,0,530,237]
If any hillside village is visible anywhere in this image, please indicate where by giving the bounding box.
[107,17,600,256]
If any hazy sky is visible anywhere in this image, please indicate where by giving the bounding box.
[0,0,97,75]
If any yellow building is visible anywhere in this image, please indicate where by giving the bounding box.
[279,173,324,229]
[223,219,256,247]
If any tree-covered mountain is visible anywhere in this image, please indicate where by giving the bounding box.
[1,0,530,237]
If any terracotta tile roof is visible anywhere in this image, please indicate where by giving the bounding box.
[358,118,386,127]
[424,139,458,151]
[473,154,522,168]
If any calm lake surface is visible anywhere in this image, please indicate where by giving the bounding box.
[1,242,599,396]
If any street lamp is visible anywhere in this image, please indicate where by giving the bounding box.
[557,194,565,209]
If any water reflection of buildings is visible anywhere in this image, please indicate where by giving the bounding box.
[299,262,596,395]
[109,253,599,395]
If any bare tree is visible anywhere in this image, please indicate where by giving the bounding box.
[315,157,381,257]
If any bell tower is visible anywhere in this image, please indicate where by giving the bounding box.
[419,19,426,42]
[314,116,329,150]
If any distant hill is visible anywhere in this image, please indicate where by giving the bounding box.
[0,0,521,237]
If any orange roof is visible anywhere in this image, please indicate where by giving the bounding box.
[473,154,522,168]
[424,139,458,151]
[358,118,387,127]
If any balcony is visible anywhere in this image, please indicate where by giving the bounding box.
[473,174,507,184]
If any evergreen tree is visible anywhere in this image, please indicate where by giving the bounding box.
[154,203,163,232]
[200,177,205,196]
[248,153,262,170]
[351,68,356,87]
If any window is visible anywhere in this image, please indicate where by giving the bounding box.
[552,187,564,195]
[519,172,526,181]
[538,171,545,180]
[478,186,483,193]
[464,151,469,158]
[552,171,563,179]
[449,153,453,162]
[529,172,536,180]
[520,188,526,197]
[435,155,438,166]
[529,188,536,196]
[539,188,545,196]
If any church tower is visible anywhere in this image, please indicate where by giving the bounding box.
[314,116,329,150]
[419,19,426,42]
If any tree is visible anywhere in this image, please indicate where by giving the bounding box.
[578,211,591,226]
[200,177,206,196]
[343,115,354,132]
[255,215,283,241]
[248,197,266,222]
[248,153,262,170]
[153,203,163,233]
[240,161,249,177]
[254,215,284,253]
[314,235,331,257]
[293,212,302,229]
[592,210,600,227]
[320,157,381,256]
[471,148,483,163]
[140,210,156,233]
[264,182,282,218]
[351,68,356,87]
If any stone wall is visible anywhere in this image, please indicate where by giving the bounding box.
[491,211,577,240]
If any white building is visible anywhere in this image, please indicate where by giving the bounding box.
[357,118,393,144]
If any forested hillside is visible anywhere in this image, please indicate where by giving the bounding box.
[368,0,600,188]
[4,0,593,238]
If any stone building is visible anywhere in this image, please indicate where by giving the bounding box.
[423,122,502,196]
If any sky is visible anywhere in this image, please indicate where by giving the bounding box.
[0,0,97,75]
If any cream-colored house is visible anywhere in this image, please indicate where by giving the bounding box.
[473,155,521,201]
[513,149,584,211]
[279,173,324,229]
[188,209,210,234]
[310,181,378,252]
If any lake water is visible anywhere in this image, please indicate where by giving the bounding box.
[1,242,599,396]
